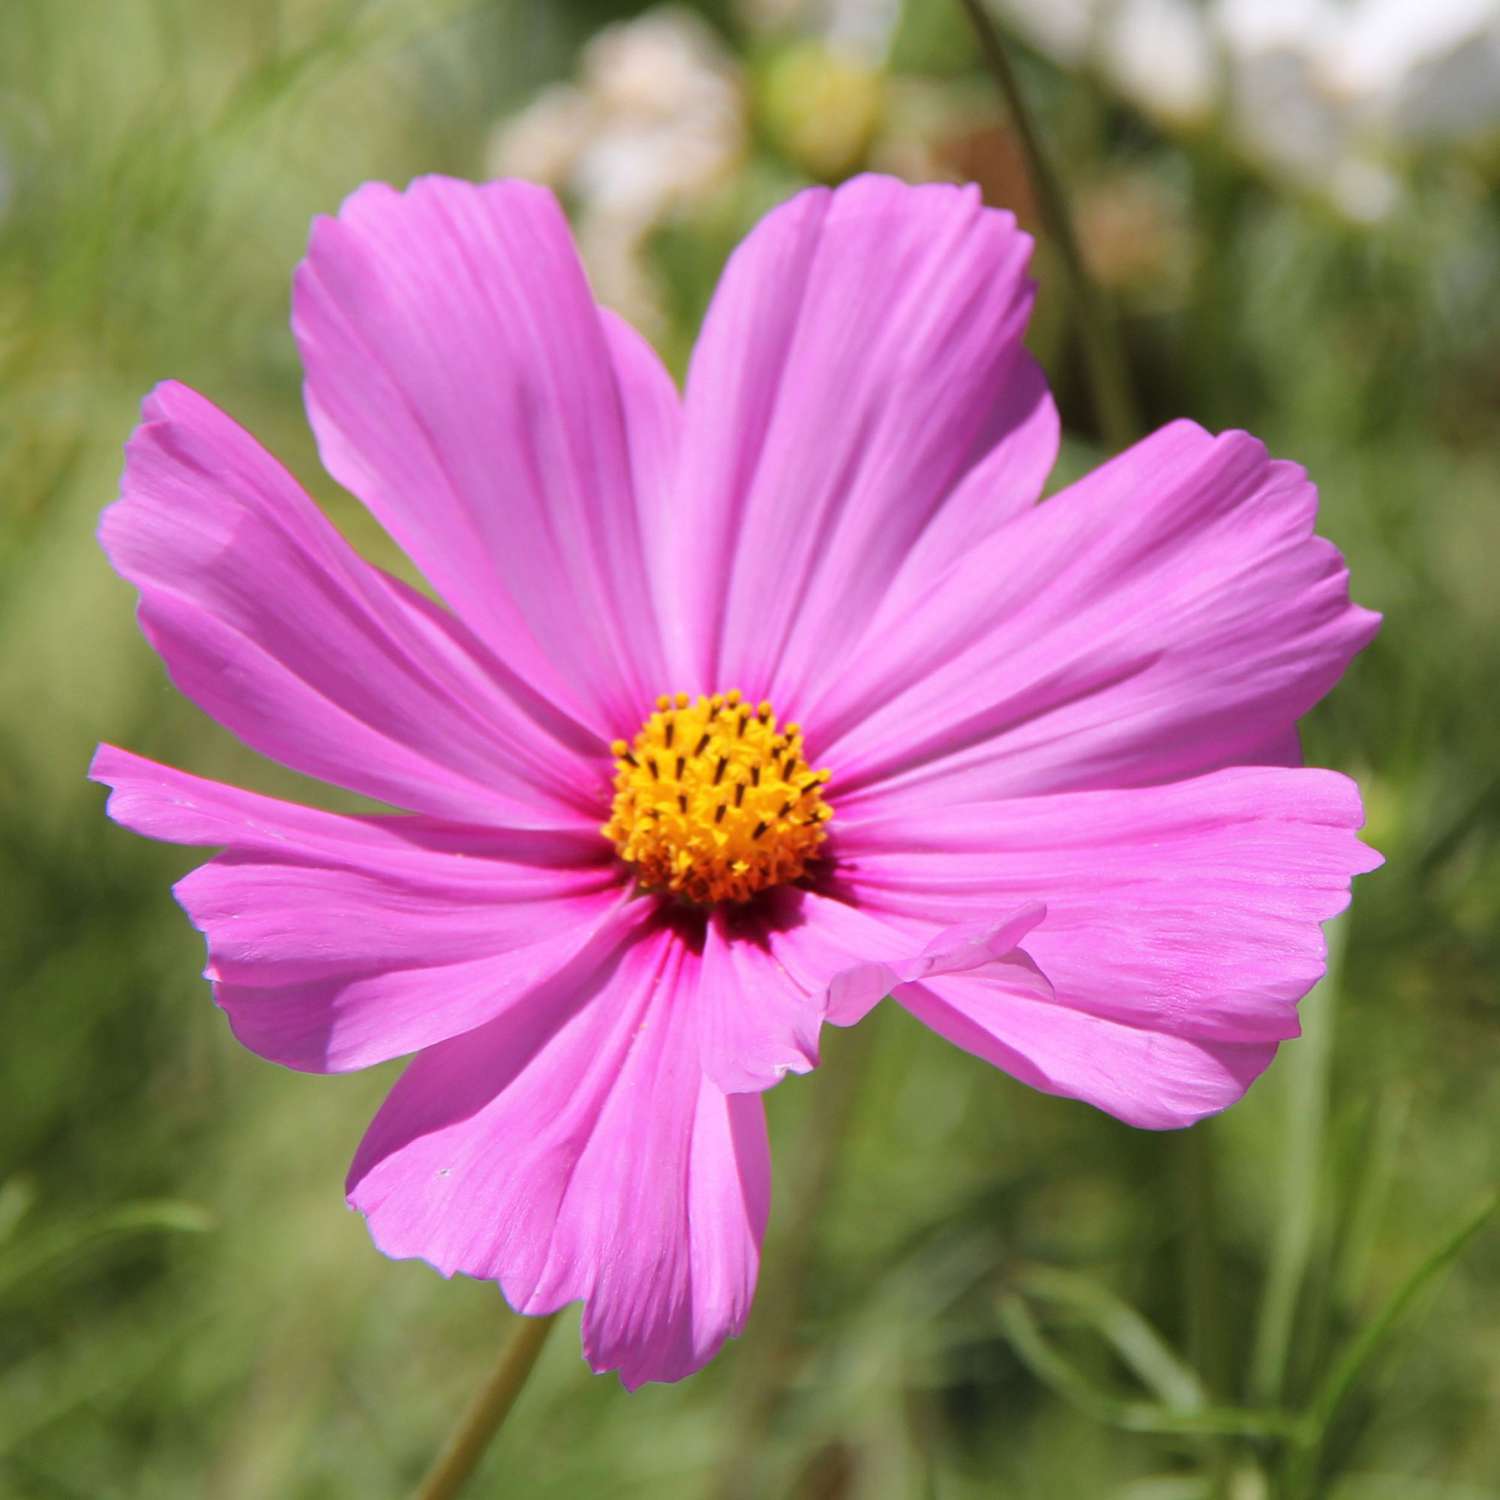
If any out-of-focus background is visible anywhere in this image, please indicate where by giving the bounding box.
[3,0,1498,1495]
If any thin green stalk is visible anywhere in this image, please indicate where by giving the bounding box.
[1250,920,1349,1408]
[995,1294,1301,1441]
[1283,1193,1497,1499]
[1014,1264,1205,1412]
[1177,1123,1232,1499]
[414,1311,559,1500]
[710,1020,880,1500]
[954,0,1140,451]
[1183,137,1249,432]
[1332,1087,1411,1308]
[0,1199,212,1301]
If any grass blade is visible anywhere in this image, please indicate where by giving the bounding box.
[1250,916,1349,1405]
[995,1293,1301,1440]
[1014,1264,1206,1411]
[1285,1193,1498,1497]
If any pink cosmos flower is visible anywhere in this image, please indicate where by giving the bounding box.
[93,174,1381,1389]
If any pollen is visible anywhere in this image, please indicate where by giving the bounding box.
[603,691,832,904]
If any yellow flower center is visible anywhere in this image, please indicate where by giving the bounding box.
[603,692,833,905]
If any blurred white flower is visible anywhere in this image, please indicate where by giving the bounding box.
[736,0,904,64]
[1100,0,1216,125]
[1219,0,1495,105]
[990,0,1099,66]
[1219,0,1500,217]
[487,6,745,335]
[994,0,1500,217]
[733,0,901,179]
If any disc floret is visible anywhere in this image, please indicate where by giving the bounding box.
[603,692,832,904]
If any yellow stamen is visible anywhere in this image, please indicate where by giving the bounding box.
[602,693,832,904]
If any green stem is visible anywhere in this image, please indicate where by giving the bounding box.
[995,1294,1301,1441]
[1332,1086,1410,1309]
[1014,1264,1206,1411]
[1250,920,1348,1408]
[709,1020,880,1500]
[954,0,1140,451]
[1177,1123,1232,1499]
[1183,138,1247,432]
[1282,1194,1498,1500]
[414,1311,559,1500]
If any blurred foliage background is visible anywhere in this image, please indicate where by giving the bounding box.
[3,0,1499,1495]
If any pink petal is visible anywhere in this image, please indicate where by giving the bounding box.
[818,423,1379,807]
[697,908,823,1094]
[188,869,636,1075]
[601,309,685,641]
[1249,726,1303,767]
[899,978,1278,1129]
[668,174,1052,699]
[837,766,1382,1047]
[294,177,674,736]
[846,351,1058,648]
[824,902,1052,1025]
[694,889,1050,1090]
[347,923,769,1389]
[101,382,605,827]
[749,887,924,1028]
[92,746,631,1071]
[91,745,601,867]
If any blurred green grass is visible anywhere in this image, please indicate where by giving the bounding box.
[2,0,1497,1496]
